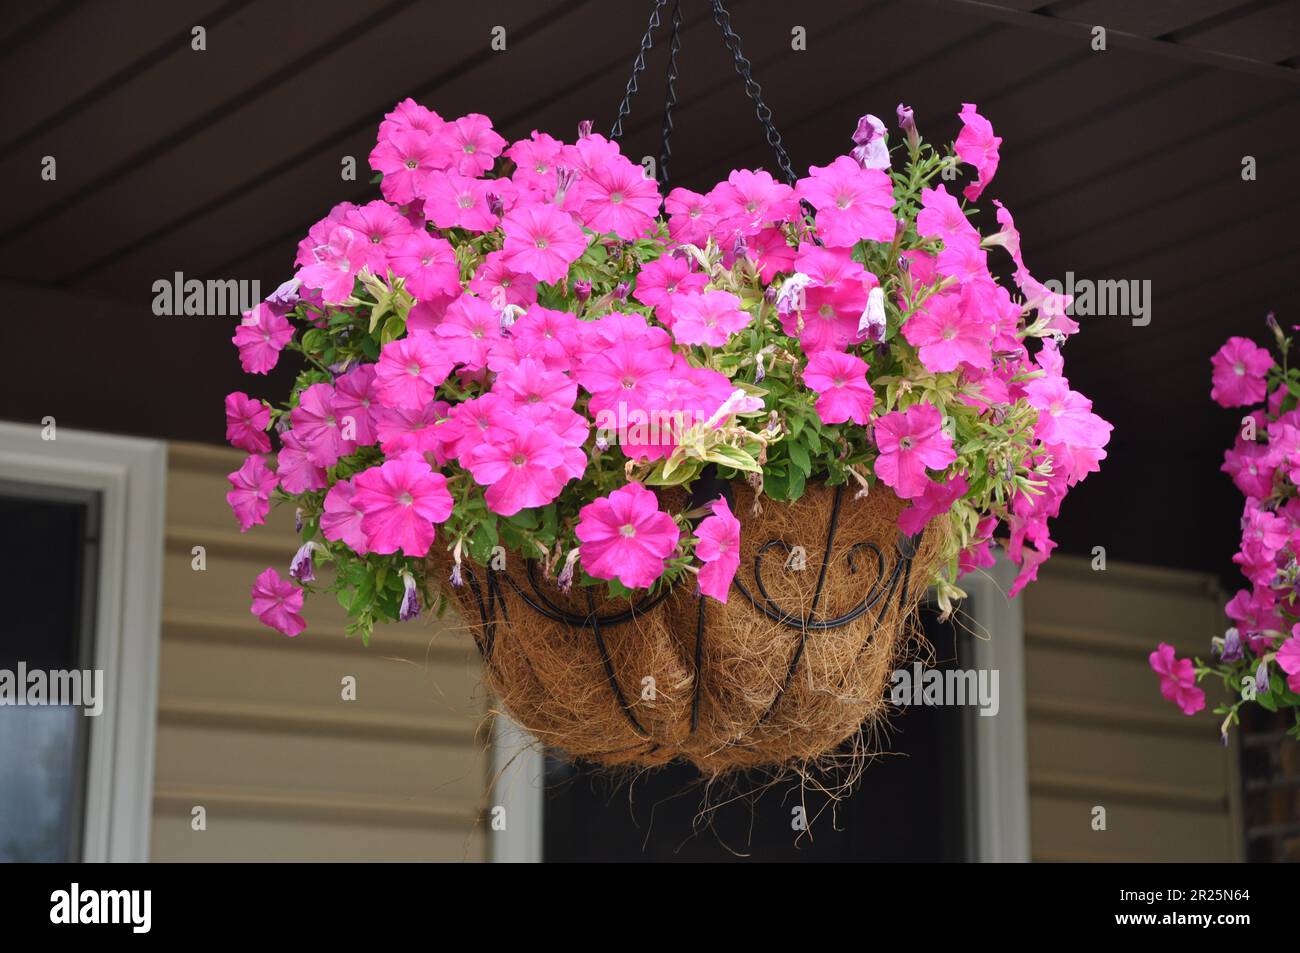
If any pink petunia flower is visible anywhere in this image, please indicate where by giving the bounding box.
[1148,642,1206,716]
[898,473,969,536]
[463,418,568,516]
[576,483,681,590]
[434,294,503,371]
[374,332,455,411]
[469,250,538,310]
[332,364,378,446]
[295,225,368,304]
[226,454,278,532]
[796,155,895,246]
[902,289,995,372]
[443,113,506,176]
[664,187,719,246]
[274,430,326,494]
[955,103,1001,201]
[578,156,660,239]
[387,230,460,303]
[1277,634,1300,693]
[225,391,271,454]
[488,305,580,374]
[233,303,294,375]
[1024,376,1112,450]
[802,350,874,425]
[373,400,450,459]
[709,168,799,238]
[668,290,751,347]
[633,255,707,318]
[290,382,355,467]
[695,496,741,603]
[320,479,370,554]
[351,455,453,557]
[423,171,500,232]
[506,130,565,195]
[341,200,414,274]
[494,357,578,411]
[873,404,957,499]
[1210,336,1273,408]
[369,129,447,206]
[501,203,588,284]
[250,567,306,637]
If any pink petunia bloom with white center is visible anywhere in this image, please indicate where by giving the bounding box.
[443,114,506,177]
[901,290,995,373]
[578,156,661,239]
[802,350,874,425]
[341,201,414,274]
[873,404,957,500]
[663,187,720,246]
[500,203,588,284]
[709,168,799,239]
[275,430,327,494]
[434,294,503,371]
[232,303,294,375]
[423,171,501,232]
[250,567,306,637]
[668,290,751,347]
[224,391,271,454]
[369,129,448,206]
[695,496,741,603]
[226,454,279,532]
[320,479,370,555]
[796,155,895,246]
[464,418,568,516]
[374,331,455,411]
[387,230,460,303]
[1023,376,1112,449]
[332,364,379,446]
[351,455,453,557]
[1148,642,1206,716]
[290,382,355,468]
[1210,336,1273,408]
[576,483,681,590]
[296,225,369,304]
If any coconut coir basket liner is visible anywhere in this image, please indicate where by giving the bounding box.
[438,480,944,775]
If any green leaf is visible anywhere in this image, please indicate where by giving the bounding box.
[788,441,812,476]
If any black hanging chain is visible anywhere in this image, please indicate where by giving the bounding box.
[610,0,799,191]
[609,0,667,142]
[657,0,683,190]
[709,0,798,186]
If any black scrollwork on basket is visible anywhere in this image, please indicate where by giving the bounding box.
[460,480,921,750]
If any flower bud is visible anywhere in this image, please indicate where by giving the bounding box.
[400,571,421,619]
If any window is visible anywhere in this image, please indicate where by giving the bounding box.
[0,423,166,862]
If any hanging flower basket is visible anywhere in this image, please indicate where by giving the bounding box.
[223,1,1110,773]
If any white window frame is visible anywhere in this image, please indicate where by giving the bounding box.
[0,421,166,862]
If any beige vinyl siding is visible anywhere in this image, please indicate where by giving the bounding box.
[152,441,488,861]
[1022,555,1241,862]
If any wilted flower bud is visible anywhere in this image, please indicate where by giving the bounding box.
[1255,660,1270,694]
[850,114,890,170]
[595,432,610,452]
[573,279,591,301]
[289,541,319,583]
[896,103,918,151]
[775,273,812,316]
[858,286,887,342]
[613,282,630,300]
[577,120,593,139]
[487,192,504,218]
[294,508,304,533]
[1217,627,1243,662]
[554,166,577,204]
[265,277,302,316]
[557,549,581,593]
[732,233,748,259]
[399,571,421,620]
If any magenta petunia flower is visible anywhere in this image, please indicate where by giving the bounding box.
[802,350,874,425]
[351,455,453,557]
[374,331,455,411]
[664,187,719,246]
[901,290,995,373]
[898,473,969,536]
[1148,642,1206,716]
[225,391,271,454]
[873,404,957,500]
[576,483,681,590]
[695,496,741,603]
[373,400,449,459]
[434,294,503,371]
[388,230,461,303]
[369,129,447,206]
[290,382,355,468]
[424,171,500,232]
[955,103,1001,201]
[489,305,580,374]
[668,290,751,347]
[1210,336,1273,408]
[444,113,506,177]
[1024,376,1112,450]
[469,250,538,310]
[341,200,414,274]
[296,225,368,304]
[495,358,578,412]
[578,156,660,239]
[332,364,378,446]
[633,255,707,318]
[710,169,798,238]
[506,130,565,195]
[796,155,895,246]
[1277,634,1300,693]
[501,203,588,284]
[320,479,369,554]
[250,568,307,637]
[233,303,294,375]
[464,419,568,516]
[226,454,278,532]
[275,430,327,494]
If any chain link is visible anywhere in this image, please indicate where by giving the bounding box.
[609,0,668,141]
[657,0,683,190]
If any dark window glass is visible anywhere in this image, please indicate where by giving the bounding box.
[0,483,99,862]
